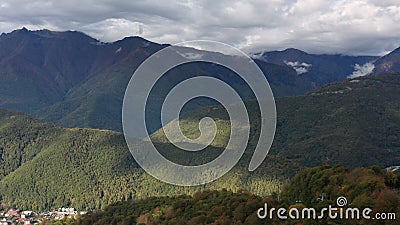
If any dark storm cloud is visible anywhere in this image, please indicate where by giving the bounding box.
[0,0,399,55]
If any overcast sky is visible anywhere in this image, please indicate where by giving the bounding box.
[0,0,399,55]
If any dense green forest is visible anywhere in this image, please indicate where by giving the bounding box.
[154,73,400,168]
[48,165,400,225]
[0,109,283,211]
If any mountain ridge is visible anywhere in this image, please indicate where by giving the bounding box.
[153,72,400,168]
[0,28,399,133]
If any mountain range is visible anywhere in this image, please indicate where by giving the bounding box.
[1,28,400,211]
[1,28,398,132]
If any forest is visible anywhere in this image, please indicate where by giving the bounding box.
[46,165,399,225]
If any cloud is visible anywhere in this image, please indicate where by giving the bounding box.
[347,62,375,78]
[80,18,145,41]
[284,61,312,75]
[0,0,399,55]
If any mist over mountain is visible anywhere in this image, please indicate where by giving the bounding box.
[252,48,378,84]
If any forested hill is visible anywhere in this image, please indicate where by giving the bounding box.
[0,108,283,211]
[153,73,400,168]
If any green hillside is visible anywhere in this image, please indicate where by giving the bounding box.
[0,109,283,211]
[275,73,400,167]
[153,73,400,169]
[0,109,59,179]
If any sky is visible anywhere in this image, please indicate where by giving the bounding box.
[0,0,399,56]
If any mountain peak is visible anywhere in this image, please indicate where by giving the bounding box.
[34,29,97,41]
[0,28,96,44]
[282,48,308,54]
[10,27,31,35]
[260,48,309,58]
[113,35,165,50]
[117,36,154,45]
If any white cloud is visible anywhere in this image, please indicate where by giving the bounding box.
[0,0,399,55]
[347,62,375,78]
[284,61,312,74]
[176,52,204,60]
[79,18,145,41]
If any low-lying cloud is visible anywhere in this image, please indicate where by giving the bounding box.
[348,62,375,78]
[284,61,312,75]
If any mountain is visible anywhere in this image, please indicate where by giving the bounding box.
[0,108,284,211]
[253,48,378,85]
[373,47,400,74]
[0,28,386,133]
[153,73,400,168]
[274,73,400,167]
[0,28,97,112]
[33,53,315,133]
[0,108,137,209]
[0,28,316,133]
[0,28,166,131]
